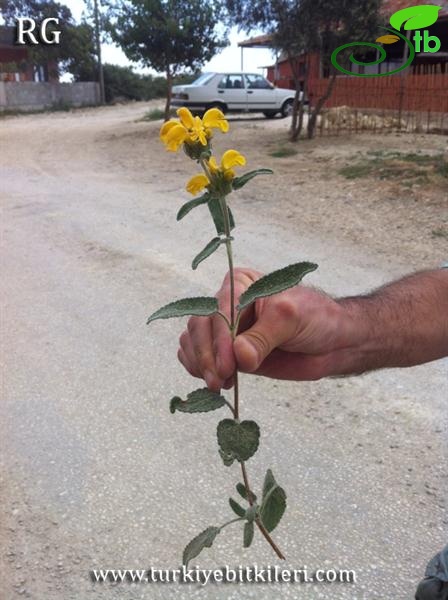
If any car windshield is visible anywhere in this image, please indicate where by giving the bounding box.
[190,73,215,86]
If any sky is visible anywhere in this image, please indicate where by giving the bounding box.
[62,0,276,76]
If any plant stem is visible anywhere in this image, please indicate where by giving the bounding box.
[196,157,285,561]
[255,519,286,560]
[220,516,244,531]
[241,463,252,504]
[218,194,285,562]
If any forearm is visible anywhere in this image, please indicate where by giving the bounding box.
[336,270,448,374]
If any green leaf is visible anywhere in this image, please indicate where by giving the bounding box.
[237,262,318,310]
[243,521,254,548]
[147,297,218,324]
[170,388,226,414]
[244,504,258,523]
[259,469,287,533]
[219,449,235,467]
[182,526,220,566]
[236,483,257,503]
[229,497,246,518]
[192,237,223,270]
[262,468,276,498]
[177,193,210,221]
[390,5,441,31]
[208,197,235,235]
[217,419,260,463]
[232,168,273,190]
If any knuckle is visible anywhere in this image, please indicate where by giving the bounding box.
[234,268,260,287]
[187,317,199,336]
[177,348,188,369]
[179,330,189,348]
[273,296,298,321]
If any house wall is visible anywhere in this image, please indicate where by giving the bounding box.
[267,54,321,89]
[0,48,59,82]
[0,81,100,111]
[308,73,448,113]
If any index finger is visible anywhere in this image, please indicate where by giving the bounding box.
[213,269,259,380]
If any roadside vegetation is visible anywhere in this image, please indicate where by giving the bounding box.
[339,151,448,187]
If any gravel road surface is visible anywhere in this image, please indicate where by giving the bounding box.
[1,103,447,599]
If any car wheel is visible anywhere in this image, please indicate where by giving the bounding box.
[263,111,278,118]
[281,99,294,118]
[206,102,227,114]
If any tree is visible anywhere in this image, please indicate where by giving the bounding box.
[0,0,97,81]
[64,23,97,81]
[226,0,382,140]
[107,0,228,120]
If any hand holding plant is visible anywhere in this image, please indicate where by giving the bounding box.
[148,106,318,565]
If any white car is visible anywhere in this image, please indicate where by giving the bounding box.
[171,72,300,118]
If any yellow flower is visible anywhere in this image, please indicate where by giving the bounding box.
[185,149,247,196]
[159,106,229,152]
[160,120,187,152]
[186,174,210,196]
[202,108,229,134]
[209,149,246,180]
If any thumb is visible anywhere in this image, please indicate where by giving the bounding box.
[233,305,294,372]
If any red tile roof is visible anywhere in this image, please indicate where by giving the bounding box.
[383,0,448,16]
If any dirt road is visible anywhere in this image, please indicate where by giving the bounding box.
[1,102,447,599]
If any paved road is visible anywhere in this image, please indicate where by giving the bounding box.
[1,105,447,599]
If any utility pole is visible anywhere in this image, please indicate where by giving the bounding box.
[93,0,105,104]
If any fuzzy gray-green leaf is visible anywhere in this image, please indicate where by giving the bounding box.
[236,483,257,503]
[260,469,287,533]
[208,197,235,235]
[170,388,226,414]
[182,526,220,566]
[237,262,318,310]
[217,419,260,463]
[243,521,254,548]
[147,297,218,324]
[244,504,258,523]
[192,237,223,270]
[232,168,273,190]
[177,193,210,221]
[219,449,235,467]
[262,468,276,498]
[229,497,246,518]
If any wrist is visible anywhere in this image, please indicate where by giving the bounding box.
[329,297,380,376]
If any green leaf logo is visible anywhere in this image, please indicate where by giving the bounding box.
[390,5,441,31]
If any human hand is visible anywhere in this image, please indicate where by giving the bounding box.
[178,267,357,390]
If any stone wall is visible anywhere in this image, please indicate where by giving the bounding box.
[0,81,100,111]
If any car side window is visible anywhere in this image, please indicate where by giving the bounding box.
[245,74,272,89]
[218,75,244,90]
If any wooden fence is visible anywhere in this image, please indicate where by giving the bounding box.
[308,73,448,134]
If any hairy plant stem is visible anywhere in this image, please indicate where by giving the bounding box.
[218,194,285,562]
[220,516,244,531]
[197,157,285,560]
